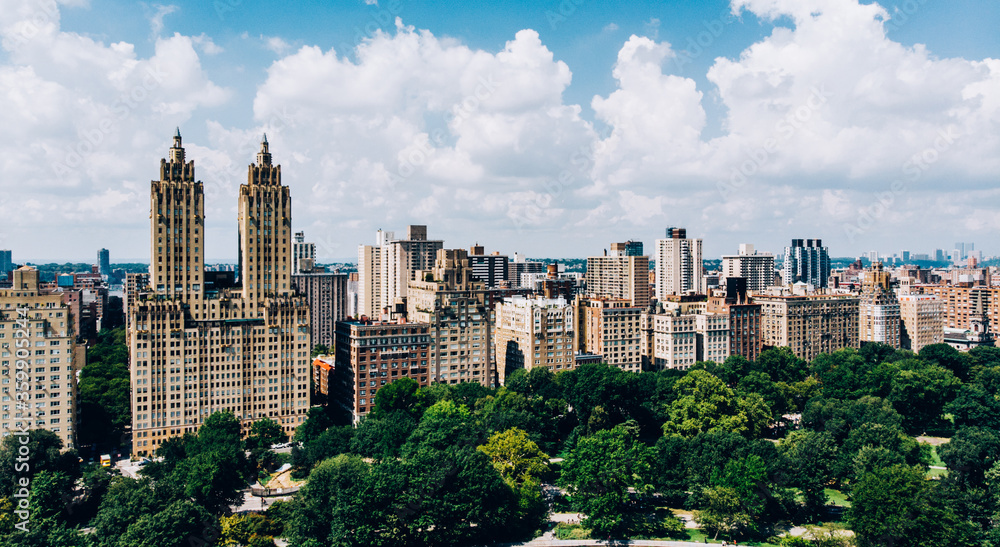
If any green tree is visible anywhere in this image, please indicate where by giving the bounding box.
[848,465,976,547]
[246,417,287,451]
[920,343,973,382]
[370,377,426,419]
[350,411,418,460]
[79,327,131,449]
[663,370,768,438]
[0,430,79,498]
[477,427,549,483]
[938,427,1000,487]
[118,499,219,547]
[560,422,655,538]
[886,361,961,434]
[779,430,838,516]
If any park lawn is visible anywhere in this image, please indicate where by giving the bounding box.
[927,466,949,479]
[825,488,851,508]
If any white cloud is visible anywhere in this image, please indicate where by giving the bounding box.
[263,35,291,55]
[148,3,177,39]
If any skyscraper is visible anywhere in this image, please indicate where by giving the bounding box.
[98,248,110,276]
[292,231,316,274]
[128,131,311,456]
[654,227,703,298]
[0,249,11,280]
[721,244,775,293]
[782,238,830,288]
[586,244,650,308]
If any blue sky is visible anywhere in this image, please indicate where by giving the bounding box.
[2,0,999,262]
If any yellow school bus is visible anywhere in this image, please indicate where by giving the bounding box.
[100,454,111,467]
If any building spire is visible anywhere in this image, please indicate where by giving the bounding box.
[256,133,272,166]
[169,127,184,163]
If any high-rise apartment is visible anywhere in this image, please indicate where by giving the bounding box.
[756,294,859,361]
[782,239,830,288]
[654,227,703,298]
[292,231,316,274]
[128,132,311,456]
[585,243,650,308]
[406,249,493,385]
[98,248,111,277]
[721,244,774,293]
[0,267,85,449]
[468,246,509,288]
[640,301,730,370]
[898,294,944,352]
[0,250,11,281]
[858,263,901,348]
[579,298,643,371]
[291,270,348,349]
[707,278,763,362]
[357,227,444,318]
[494,296,576,384]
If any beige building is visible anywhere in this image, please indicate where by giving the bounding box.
[0,267,85,449]
[898,294,944,352]
[129,132,311,457]
[918,284,1000,331]
[494,296,576,385]
[756,294,860,361]
[859,263,901,348]
[579,298,643,371]
[357,226,444,318]
[585,248,650,308]
[640,301,730,370]
[654,227,704,298]
[357,241,382,318]
[721,244,775,293]
[407,249,493,386]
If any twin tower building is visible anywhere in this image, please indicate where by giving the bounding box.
[127,131,311,456]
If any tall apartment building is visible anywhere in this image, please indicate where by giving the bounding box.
[291,270,348,348]
[578,298,643,372]
[782,239,830,288]
[654,227,703,298]
[128,131,311,456]
[621,240,643,257]
[0,267,85,449]
[494,296,576,384]
[756,294,860,361]
[917,285,1000,331]
[98,248,111,277]
[585,245,650,308]
[357,227,444,317]
[898,294,944,352]
[707,278,763,362]
[468,246,509,288]
[407,249,493,386]
[333,318,431,421]
[292,231,316,274]
[721,244,774,293]
[509,257,546,288]
[858,263,901,348]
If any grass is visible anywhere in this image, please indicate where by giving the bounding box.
[825,488,851,508]
[927,466,949,479]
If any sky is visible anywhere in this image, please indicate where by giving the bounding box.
[1,0,998,262]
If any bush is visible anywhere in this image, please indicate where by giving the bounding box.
[555,523,590,540]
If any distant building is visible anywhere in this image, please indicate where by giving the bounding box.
[407,249,493,385]
[333,319,431,421]
[509,256,546,288]
[585,245,650,308]
[0,250,11,281]
[654,227,703,298]
[494,296,576,385]
[292,270,349,348]
[358,226,444,318]
[898,294,944,352]
[757,293,860,361]
[468,247,509,288]
[292,231,316,274]
[707,278,763,362]
[783,239,830,289]
[721,244,774,293]
[578,298,643,372]
[918,285,1000,331]
[641,300,729,370]
[0,266,85,450]
[98,248,111,277]
[859,263,901,348]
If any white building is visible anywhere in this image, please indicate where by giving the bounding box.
[494,296,577,385]
[721,244,775,293]
[654,227,703,299]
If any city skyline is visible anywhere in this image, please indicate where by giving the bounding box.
[2,0,1000,261]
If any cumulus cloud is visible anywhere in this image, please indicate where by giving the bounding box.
[2,0,999,260]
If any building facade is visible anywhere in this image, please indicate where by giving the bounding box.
[291,271,349,349]
[579,298,643,372]
[707,278,762,362]
[407,249,493,386]
[0,267,85,449]
[128,132,311,456]
[757,294,860,361]
[858,263,901,348]
[585,248,650,308]
[721,244,774,293]
[292,231,316,274]
[782,239,830,288]
[494,296,576,385]
[898,294,944,352]
[654,227,703,298]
